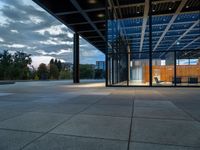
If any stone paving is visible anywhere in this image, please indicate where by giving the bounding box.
[0,81,200,150]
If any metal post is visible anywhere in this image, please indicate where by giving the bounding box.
[149,0,153,87]
[73,32,80,83]
[105,0,109,86]
[127,45,130,86]
[174,50,177,86]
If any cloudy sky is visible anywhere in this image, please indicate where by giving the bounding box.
[0,0,104,68]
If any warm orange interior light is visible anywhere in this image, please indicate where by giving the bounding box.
[88,0,97,4]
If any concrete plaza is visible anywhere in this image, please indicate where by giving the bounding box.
[0,81,200,150]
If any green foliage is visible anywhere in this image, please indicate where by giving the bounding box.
[49,58,62,72]
[95,69,105,79]
[50,59,54,65]
[57,60,62,72]
[0,50,13,79]
[13,51,32,80]
[34,74,39,80]
[80,64,94,79]
[0,50,32,80]
[49,64,59,79]
[59,70,72,79]
[55,59,58,65]
[37,63,48,80]
[0,50,98,81]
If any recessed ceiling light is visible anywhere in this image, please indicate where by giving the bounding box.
[88,0,97,4]
[97,13,104,18]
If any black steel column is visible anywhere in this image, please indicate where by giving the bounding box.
[73,32,80,83]
[112,56,115,84]
[174,50,177,86]
[149,0,153,87]
[127,45,130,86]
[105,0,109,86]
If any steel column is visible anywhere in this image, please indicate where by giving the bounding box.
[174,50,177,86]
[149,0,153,86]
[105,0,109,86]
[73,32,80,83]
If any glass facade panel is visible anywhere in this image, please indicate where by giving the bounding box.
[152,51,174,86]
[130,52,149,86]
[106,0,200,87]
[176,50,200,86]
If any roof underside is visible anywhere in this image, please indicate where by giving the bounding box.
[33,0,200,54]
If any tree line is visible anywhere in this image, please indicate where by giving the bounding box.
[0,50,105,80]
[0,50,32,80]
[36,58,72,80]
[0,50,72,80]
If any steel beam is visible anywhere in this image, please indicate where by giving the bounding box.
[167,20,199,51]
[181,36,200,50]
[139,0,149,52]
[69,0,106,42]
[153,0,188,51]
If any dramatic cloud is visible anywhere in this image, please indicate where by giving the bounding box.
[0,0,104,67]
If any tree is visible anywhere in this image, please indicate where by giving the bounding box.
[80,64,95,79]
[13,51,32,80]
[37,63,48,80]
[95,69,105,79]
[0,50,32,80]
[0,50,13,79]
[29,65,37,80]
[49,64,59,79]
[57,60,62,72]
[54,59,58,66]
[50,59,54,65]
[59,70,72,79]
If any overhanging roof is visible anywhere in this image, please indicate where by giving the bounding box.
[33,0,106,53]
[33,0,200,54]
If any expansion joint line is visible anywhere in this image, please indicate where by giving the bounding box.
[127,93,135,150]
[20,95,105,150]
[162,91,200,123]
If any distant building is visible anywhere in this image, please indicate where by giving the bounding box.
[95,61,105,70]
[61,62,73,71]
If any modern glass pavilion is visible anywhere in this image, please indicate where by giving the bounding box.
[33,0,200,87]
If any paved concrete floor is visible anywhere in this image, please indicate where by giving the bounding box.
[0,81,200,150]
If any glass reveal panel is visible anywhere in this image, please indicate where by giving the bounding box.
[130,52,149,86]
[176,50,200,86]
[152,51,175,86]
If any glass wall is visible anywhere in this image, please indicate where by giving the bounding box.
[176,50,200,86]
[106,0,200,87]
[130,52,149,86]
[152,51,175,86]
[107,6,129,86]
